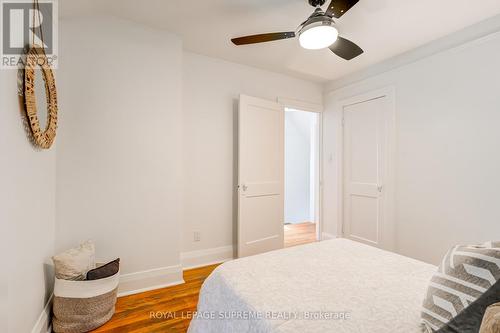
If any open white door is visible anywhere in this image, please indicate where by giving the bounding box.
[238,95,284,258]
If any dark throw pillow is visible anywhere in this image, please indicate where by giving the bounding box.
[421,242,500,333]
[86,258,120,280]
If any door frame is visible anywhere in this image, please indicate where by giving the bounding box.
[335,87,396,251]
[278,97,324,242]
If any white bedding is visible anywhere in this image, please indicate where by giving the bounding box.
[188,239,437,333]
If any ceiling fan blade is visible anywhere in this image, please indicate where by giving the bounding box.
[231,32,295,45]
[325,0,359,18]
[329,36,363,60]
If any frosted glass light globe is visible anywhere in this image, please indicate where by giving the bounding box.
[299,25,338,50]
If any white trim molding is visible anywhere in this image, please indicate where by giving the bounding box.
[181,245,234,270]
[277,97,323,113]
[321,232,336,240]
[118,264,184,297]
[31,295,52,333]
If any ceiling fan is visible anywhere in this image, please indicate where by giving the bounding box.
[231,0,363,61]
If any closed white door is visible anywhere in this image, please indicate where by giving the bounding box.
[238,95,284,258]
[343,96,394,250]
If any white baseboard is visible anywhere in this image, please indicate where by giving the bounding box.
[322,232,336,240]
[31,294,52,333]
[181,245,234,270]
[118,264,184,297]
[118,246,234,297]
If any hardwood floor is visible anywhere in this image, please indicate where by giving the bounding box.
[91,223,316,332]
[284,222,317,248]
[91,264,219,333]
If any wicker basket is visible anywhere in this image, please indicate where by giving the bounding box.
[52,270,119,333]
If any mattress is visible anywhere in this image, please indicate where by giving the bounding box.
[188,238,437,333]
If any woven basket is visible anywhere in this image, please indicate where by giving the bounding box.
[52,271,119,333]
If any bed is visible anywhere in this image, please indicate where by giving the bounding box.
[188,238,437,333]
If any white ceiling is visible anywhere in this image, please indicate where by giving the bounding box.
[61,0,500,83]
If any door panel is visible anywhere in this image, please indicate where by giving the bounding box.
[350,195,378,242]
[238,95,284,258]
[349,107,378,183]
[343,97,388,248]
[243,196,282,244]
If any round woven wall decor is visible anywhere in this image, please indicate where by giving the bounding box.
[24,47,58,149]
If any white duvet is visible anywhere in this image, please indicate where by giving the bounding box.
[188,239,436,333]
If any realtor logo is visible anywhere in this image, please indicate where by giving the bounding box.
[1,0,58,69]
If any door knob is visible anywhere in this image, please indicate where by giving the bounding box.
[377,185,383,193]
[242,184,248,191]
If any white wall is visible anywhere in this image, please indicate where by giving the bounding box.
[182,52,322,253]
[0,70,56,332]
[323,31,500,265]
[285,110,316,224]
[56,16,184,288]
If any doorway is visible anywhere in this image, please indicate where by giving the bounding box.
[284,108,320,248]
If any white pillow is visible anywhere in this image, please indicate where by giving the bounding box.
[52,240,96,280]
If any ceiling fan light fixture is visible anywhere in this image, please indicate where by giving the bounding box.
[299,22,338,50]
[231,0,364,60]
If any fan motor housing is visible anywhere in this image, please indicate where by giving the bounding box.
[299,14,335,33]
[308,0,326,7]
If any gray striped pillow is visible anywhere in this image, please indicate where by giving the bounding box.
[421,242,500,332]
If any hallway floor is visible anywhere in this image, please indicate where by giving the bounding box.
[284,222,317,248]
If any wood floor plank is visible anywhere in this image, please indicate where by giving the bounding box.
[284,222,317,248]
[91,264,218,333]
[91,224,316,332]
